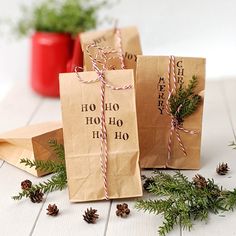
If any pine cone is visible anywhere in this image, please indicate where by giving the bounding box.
[143,177,155,191]
[21,180,32,190]
[216,163,229,175]
[47,204,59,216]
[193,174,207,189]
[29,189,44,203]
[83,208,99,224]
[116,203,130,218]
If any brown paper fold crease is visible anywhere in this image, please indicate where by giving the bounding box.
[0,121,63,176]
[60,70,142,202]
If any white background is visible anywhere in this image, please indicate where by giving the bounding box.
[0,0,236,98]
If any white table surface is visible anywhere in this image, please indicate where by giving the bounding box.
[0,80,236,236]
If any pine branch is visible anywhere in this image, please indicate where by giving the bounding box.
[229,141,236,149]
[135,172,236,236]
[148,171,193,198]
[12,172,67,200]
[13,139,67,201]
[185,75,198,97]
[136,199,173,215]
[48,139,65,161]
[20,158,64,173]
[12,189,31,200]
[221,189,236,211]
[169,76,201,124]
[33,174,67,193]
[159,215,178,236]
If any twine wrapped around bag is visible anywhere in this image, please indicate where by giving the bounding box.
[74,44,132,200]
[80,25,142,72]
[114,24,125,70]
[165,56,199,161]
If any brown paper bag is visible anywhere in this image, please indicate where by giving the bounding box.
[0,121,63,176]
[59,69,142,202]
[136,56,205,169]
[80,26,142,71]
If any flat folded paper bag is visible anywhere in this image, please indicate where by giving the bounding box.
[0,121,63,177]
[60,69,142,202]
[136,56,205,169]
[80,26,142,71]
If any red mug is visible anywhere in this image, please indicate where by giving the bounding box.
[31,32,83,97]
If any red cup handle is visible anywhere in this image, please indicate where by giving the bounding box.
[67,34,83,72]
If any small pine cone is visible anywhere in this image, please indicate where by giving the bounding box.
[47,204,59,216]
[116,203,130,218]
[29,189,44,203]
[143,177,155,191]
[83,208,99,224]
[21,179,32,190]
[193,174,207,189]
[216,163,229,175]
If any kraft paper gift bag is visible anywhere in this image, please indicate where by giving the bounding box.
[80,26,142,71]
[136,56,205,169]
[59,69,142,202]
[0,121,63,176]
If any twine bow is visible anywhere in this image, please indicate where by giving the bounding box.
[166,56,199,161]
[75,43,131,200]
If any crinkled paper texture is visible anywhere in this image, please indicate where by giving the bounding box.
[60,70,142,202]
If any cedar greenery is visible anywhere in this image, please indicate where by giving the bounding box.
[15,0,109,37]
[229,141,236,149]
[169,75,201,124]
[135,171,236,236]
[12,140,67,201]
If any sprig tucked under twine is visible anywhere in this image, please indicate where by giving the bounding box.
[166,56,201,160]
[75,43,131,200]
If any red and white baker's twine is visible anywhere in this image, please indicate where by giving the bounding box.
[165,56,198,161]
[75,44,131,200]
[114,27,125,69]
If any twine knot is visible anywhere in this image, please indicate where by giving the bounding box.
[171,117,180,128]
[166,56,198,161]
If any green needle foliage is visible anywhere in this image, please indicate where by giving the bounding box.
[15,0,109,37]
[169,75,201,124]
[20,158,64,173]
[136,171,236,236]
[229,141,236,149]
[12,139,67,201]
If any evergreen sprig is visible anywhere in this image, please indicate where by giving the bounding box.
[12,139,67,201]
[14,0,109,37]
[48,139,65,161]
[229,141,236,149]
[135,171,236,236]
[169,75,201,124]
[12,189,32,201]
[20,159,64,173]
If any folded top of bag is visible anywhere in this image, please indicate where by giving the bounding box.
[0,121,63,176]
[0,121,62,140]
